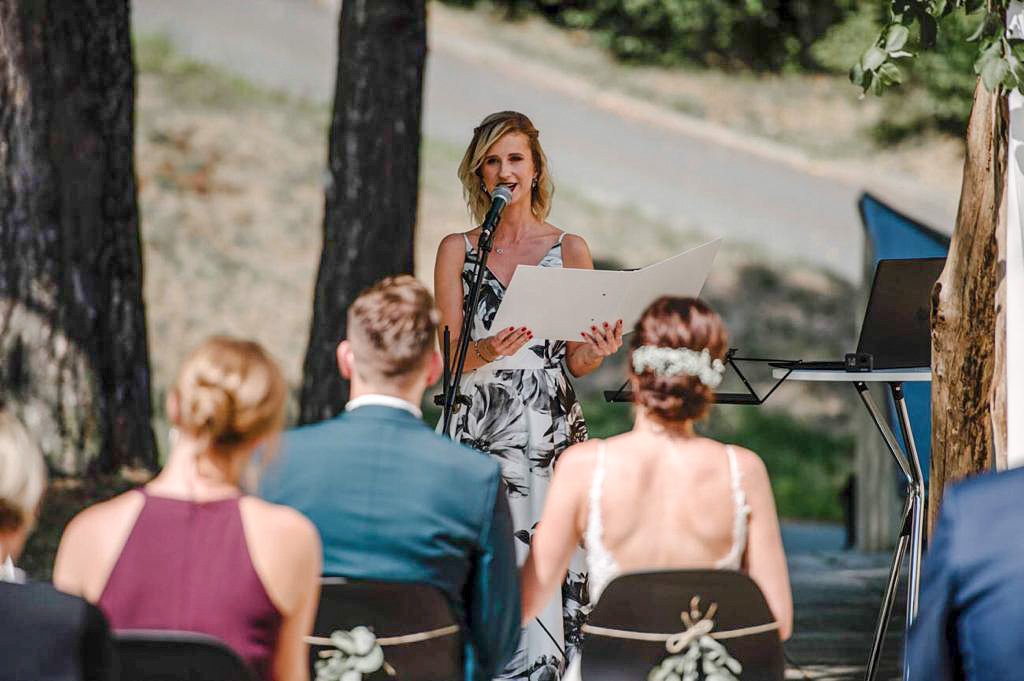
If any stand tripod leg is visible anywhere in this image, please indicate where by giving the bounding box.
[863,495,912,681]
[890,384,926,681]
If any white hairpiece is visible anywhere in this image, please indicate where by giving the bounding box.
[631,346,726,388]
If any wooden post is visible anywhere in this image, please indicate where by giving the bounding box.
[929,79,1007,534]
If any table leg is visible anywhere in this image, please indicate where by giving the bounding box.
[854,381,926,681]
[863,494,911,681]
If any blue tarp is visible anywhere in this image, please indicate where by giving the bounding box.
[858,193,950,484]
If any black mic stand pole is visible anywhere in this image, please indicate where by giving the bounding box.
[441,222,498,435]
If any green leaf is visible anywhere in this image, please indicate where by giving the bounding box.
[967,16,988,42]
[878,62,903,86]
[862,46,888,71]
[869,73,884,96]
[889,50,914,59]
[965,0,985,13]
[982,56,1009,91]
[885,25,910,53]
[1009,54,1024,84]
[849,62,866,87]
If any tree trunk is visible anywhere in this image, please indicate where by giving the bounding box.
[929,79,1007,534]
[299,0,426,423]
[0,0,156,474]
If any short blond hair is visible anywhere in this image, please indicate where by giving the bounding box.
[458,111,554,226]
[347,275,439,385]
[171,337,286,453]
[0,409,47,532]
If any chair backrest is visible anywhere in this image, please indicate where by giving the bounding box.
[114,630,256,681]
[582,570,785,681]
[308,577,463,681]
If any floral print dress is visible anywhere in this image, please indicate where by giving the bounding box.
[445,232,590,680]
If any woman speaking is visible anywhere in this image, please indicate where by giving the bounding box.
[434,111,622,678]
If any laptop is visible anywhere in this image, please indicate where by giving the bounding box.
[779,257,946,371]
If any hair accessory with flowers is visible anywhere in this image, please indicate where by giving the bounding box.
[631,346,726,388]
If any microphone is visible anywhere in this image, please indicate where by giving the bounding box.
[479,185,513,242]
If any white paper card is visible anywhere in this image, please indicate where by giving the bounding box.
[490,238,721,341]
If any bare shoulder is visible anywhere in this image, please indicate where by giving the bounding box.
[554,439,603,479]
[62,489,144,546]
[559,233,592,259]
[55,489,145,595]
[438,232,468,252]
[729,445,771,487]
[240,497,320,552]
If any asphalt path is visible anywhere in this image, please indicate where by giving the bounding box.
[132,0,955,282]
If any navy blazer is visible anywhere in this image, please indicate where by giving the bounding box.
[260,404,520,681]
[908,466,1024,681]
[0,581,113,681]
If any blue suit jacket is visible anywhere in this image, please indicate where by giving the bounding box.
[260,405,520,681]
[908,466,1024,681]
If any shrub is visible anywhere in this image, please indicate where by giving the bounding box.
[442,0,859,71]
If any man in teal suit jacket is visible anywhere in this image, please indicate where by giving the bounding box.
[261,276,520,681]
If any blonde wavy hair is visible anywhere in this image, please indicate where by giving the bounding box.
[0,409,47,533]
[457,111,554,225]
[170,337,286,456]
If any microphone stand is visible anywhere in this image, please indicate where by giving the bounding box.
[441,223,498,435]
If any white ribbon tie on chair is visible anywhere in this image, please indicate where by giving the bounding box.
[581,596,779,681]
[306,624,460,681]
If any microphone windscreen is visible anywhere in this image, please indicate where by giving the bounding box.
[491,186,513,205]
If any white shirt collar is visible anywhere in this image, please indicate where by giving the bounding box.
[1,555,25,584]
[345,394,422,419]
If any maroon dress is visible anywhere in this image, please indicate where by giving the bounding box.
[98,491,283,680]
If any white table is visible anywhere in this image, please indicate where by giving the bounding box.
[772,367,930,681]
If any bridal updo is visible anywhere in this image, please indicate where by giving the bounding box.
[630,297,728,422]
[170,336,286,453]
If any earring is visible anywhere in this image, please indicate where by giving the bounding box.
[532,177,538,189]
[481,181,488,195]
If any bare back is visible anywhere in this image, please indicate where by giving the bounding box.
[521,429,793,639]
[589,433,747,574]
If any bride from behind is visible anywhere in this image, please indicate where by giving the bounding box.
[520,296,792,678]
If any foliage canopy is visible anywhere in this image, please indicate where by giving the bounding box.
[854,0,1021,98]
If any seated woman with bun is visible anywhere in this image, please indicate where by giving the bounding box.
[54,337,322,681]
[520,297,792,679]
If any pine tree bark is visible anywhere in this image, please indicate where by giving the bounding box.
[929,79,1007,534]
[299,0,426,423]
[0,0,156,474]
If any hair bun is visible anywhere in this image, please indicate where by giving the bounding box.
[171,337,285,450]
[183,379,235,443]
[630,297,728,423]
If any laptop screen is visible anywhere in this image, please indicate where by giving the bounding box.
[856,257,946,369]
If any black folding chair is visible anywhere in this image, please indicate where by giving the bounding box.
[114,630,257,681]
[581,570,784,681]
[307,577,463,681]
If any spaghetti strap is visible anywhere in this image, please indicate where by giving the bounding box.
[716,445,751,570]
[462,233,472,251]
[557,231,567,245]
[585,441,620,602]
[587,442,608,536]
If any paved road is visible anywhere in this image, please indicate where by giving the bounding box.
[132,0,954,282]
